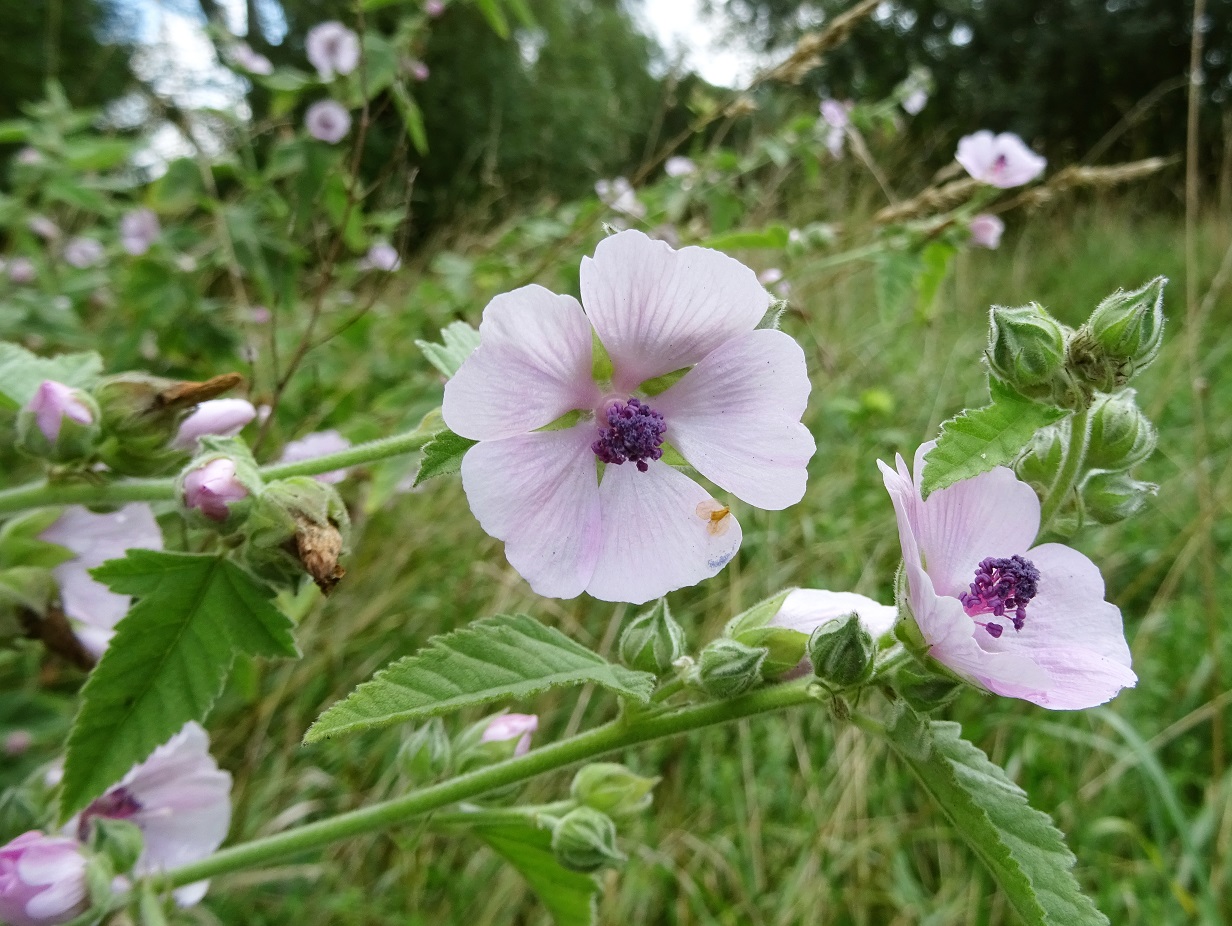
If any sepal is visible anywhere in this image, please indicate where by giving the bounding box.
[550,806,625,872]
[570,763,659,819]
[807,613,875,687]
[618,598,686,675]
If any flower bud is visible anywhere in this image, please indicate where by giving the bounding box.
[0,831,90,926]
[1085,390,1156,472]
[480,712,538,756]
[570,763,659,819]
[245,477,350,592]
[181,457,250,524]
[17,380,100,463]
[985,304,1069,401]
[807,613,875,688]
[550,807,625,872]
[618,599,686,674]
[891,664,963,712]
[171,398,257,451]
[398,718,452,781]
[85,817,143,875]
[1014,424,1066,495]
[695,638,767,699]
[1085,277,1166,375]
[1081,471,1157,525]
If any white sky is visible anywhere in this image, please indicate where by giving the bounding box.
[637,0,762,87]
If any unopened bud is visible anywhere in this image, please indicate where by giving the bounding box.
[985,304,1069,401]
[1081,471,1157,525]
[570,763,659,819]
[892,664,962,712]
[618,599,686,674]
[171,398,257,451]
[550,807,625,872]
[1086,277,1166,374]
[86,817,144,875]
[246,477,351,592]
[696,638,766,699]
[1014,424,1066,494]
[807,613,875,688]
[1085,390,1156,472]
[398,718,452,781]
[181,457,251,524]
[17,380,99,463]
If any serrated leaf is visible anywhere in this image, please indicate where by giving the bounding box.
[0,342,104,409]
[922,380,1068,498]
[477,822,598,926]
[884,704,1108,926]
[60,551,298,820]
[306,614,655,741]
[415,320,481,378]
[414,429,477,487]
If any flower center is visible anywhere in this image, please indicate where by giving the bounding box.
[960,555,1040,638]
[592,398,666,472]
[78,786,142,841]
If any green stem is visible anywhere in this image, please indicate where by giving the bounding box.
[428,800,577,828]
[0,428,437,516]
[161,680,818,889]
[1038,406,1091,531]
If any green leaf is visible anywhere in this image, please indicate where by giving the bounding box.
[477,822,598,926]
[914,241,956,317]
[391,83,430,155]
[883,705,1108,926]
[59,552,298,821]
[921,380,1068,499]
[702,224,791,251]
[415,320,481,378]
[475,0,511,38]
[0,120,31,143]
[0,342,104,410]
[874,250,918,315]
[414,429,477,487]
[306,614,655,742]
[0,511,74,570]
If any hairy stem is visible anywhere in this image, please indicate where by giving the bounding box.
[1038,406,1090,531]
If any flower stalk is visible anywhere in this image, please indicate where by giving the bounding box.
[1038,407,1091,532]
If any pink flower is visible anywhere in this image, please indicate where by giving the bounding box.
[879,443,1137,709]
[40,504,163,656]
[304,100,352,144]
[8,257,37,284]
[968,213,1005,249]
[359,242,401,271]
[63,238,103,269]
[26,381,93,443]
[171,398,257,451]
[0,832,89,926]
[67,723,231,908]
[278,430,351,483]
[119,209,160,256]
[819,98,852,130]
[443,229,815,604]
[955,131,1046,188]
[182,458,249,521]
[409,59,429,82]
[305,21,360,80]
[232,42,273,75]
[480,713,538,756]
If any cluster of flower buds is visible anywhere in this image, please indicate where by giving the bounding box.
[617,598,686,675]
[549,761,659,872]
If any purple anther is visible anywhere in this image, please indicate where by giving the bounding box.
[592,397,667,472]
[78,786,142,840]
[960,555,1040,632]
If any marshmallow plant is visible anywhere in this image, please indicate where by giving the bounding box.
[0,219,1169,926]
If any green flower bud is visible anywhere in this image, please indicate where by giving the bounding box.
[1014,423,1067,495]
[985,304,1070,401]
[176,438,263,534]
[570,763,659,819]
[892,664,963,712]
[807,613,875,688]
[696,638,767,699]
[1081,471,1157,525]
[16,381,100,464]
[398,718,452,781]
[86,817,144,875]
[245,476,351,592]
[618,599,686,674]
[550,807,625,872]
[1086,277,1166,373]
[1085,390,1156,472]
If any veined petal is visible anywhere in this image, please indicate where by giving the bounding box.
[770,588,897,640]
[580,230,769,392]
[923,591,1050,696]
[655,329,814,509]
[460,426,603,599]
[586,461,742,604]
[911,443,1040,598]
[444,286,600,441]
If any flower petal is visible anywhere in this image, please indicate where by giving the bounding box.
[655,329,814,509]
[911,443,1040,598]
[460,426,602,599]
[444,286,600,441]
[585,461,742,604]
[580,230,769,391]
[769,588,897,640]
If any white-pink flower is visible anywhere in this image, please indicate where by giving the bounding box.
[955,131,1046,188]
[8,257,37,285]
[968,213,1005,250]
[768,588,897,678]
[664,156,696,178]
[63,238,104,269]
[40,504,163,656]
[305,100,352,143]
[182,458,249,521]
[819,98,852,159]
[26,381,93,443]
[232,42,273,75]
[119,208,160,256]
[0,832,89,926]
[359,242,401,272]
[902,88,928,115]
[305,21,360,80]
[480,713,538,756]
[171,398,257,450]
[879,443,1137,710]
[67,722,231,907]
[443,229,815,604]
[278,430,351,483]
[594,178,645,220]
[28,216,61,241]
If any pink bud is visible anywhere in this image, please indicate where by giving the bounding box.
[27,381,93,443]
[969,213,1005,250]
[119,209,161,256]
[425,0,445,16]
[410,60,430,82]
[0,832,89,926]
[7,257,36,285]
[172,399,258,451]
[182,458,249,521]
[480,713,538,757]
[361,242,401,272]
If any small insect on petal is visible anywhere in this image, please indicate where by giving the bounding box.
[696,500,733,537]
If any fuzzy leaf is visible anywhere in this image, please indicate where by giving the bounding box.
[884,704,1108,926]
[477,822,598,926]
[306,614,655,742]
[414,429,476,486]
[59,551,298,821]
[922,380,1067,498]
[0,342,103,410]
[416,321,481,379]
